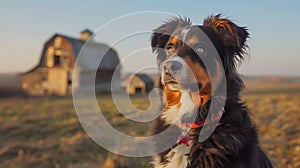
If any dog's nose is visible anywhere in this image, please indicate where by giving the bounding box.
[163,61,182,73]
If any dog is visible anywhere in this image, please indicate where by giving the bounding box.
[151,14,273,168]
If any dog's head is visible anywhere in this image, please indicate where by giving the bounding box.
[151,15,249,107]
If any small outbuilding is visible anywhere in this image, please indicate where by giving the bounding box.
[121,73,154,95]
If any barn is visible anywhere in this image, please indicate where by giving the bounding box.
[20,29,121,96]
[121,73,154,95]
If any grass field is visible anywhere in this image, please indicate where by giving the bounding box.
[1,82,300,168]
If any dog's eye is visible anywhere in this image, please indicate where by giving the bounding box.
[166,43,174,52]
[196,47,205,54]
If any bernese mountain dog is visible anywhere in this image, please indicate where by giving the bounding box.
[151,14,273,168]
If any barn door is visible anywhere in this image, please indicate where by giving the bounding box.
[48,68,67,96]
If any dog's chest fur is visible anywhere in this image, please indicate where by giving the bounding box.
[161,90,196,125]
[153,91,195,168]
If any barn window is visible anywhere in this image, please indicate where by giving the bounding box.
[135,87,142,93]
[54,55,60,66]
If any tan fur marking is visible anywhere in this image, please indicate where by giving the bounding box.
[190,91,211,106]
[188,36,199,46]
[170,37,179,45]
[163,86,181,107]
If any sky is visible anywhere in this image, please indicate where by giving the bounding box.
[0,0,299,76]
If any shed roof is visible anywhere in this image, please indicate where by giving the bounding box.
[135,74,153,85]
[122,73,154,86]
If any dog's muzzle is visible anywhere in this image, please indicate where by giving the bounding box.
[162,59,203,91]
[163,60,183,74]
[161,60,183,90]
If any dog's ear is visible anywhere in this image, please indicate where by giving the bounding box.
[203,14,249,49]
[203,14,249,71]
[151,17,191,65]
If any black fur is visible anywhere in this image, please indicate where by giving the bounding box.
[151,15,273,168]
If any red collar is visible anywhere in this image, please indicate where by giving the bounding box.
[175,109,224,129]
[175,109,224,147]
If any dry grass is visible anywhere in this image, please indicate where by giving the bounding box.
[0,83,300,167]
[0,96,151,168]
[244,94,300,167]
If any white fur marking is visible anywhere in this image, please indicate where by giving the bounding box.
[152,143,193,168]
[155,91,196,167]
[161,106,179,124]
[178,90,196,121]
[152,155,165,168]
[161,90,196,125]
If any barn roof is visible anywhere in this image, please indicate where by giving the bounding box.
[61,34,120,70]
[21,33,120,74]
